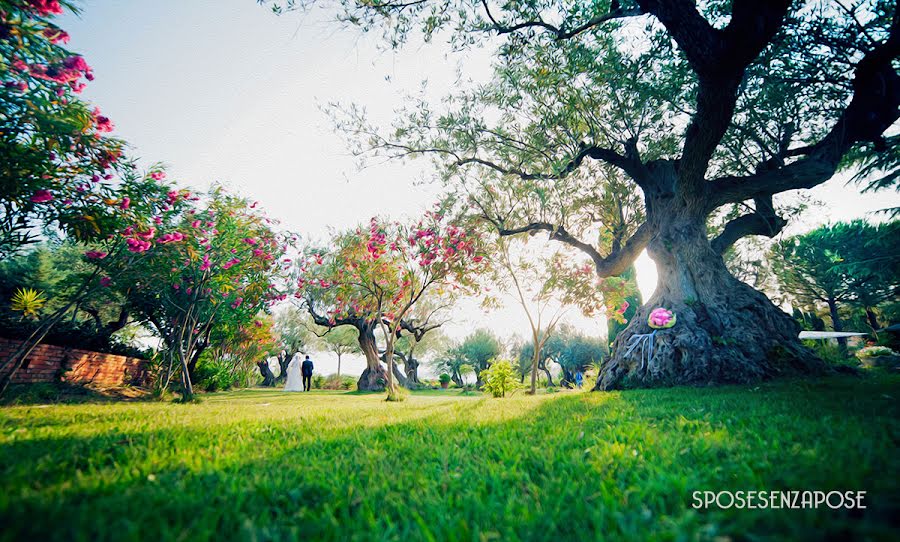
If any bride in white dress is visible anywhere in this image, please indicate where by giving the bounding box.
[283,352,304,392]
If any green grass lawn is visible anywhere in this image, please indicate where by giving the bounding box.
[1,376,898,541]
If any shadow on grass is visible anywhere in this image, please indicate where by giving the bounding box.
[0,382,151,406]
[1,376,898,542]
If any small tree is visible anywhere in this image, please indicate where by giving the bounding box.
[111,186,292,400]
[771,220,899,352]
[319,326,358,377]
[454,328,502,388]
[298,208,485,398]
[480,359,519,398]
[485,235,628,394]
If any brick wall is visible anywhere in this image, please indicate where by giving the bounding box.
[0,337,148,387]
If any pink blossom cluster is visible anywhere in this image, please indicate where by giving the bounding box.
[41,26,69,43]
[158,232,185,244]
[27,55,93,92]
[27,0,63,16]
[150,171,166,181]
[199,254,211,272]
[366,218,387,259]
[136,228,155,240]
[222,258,241,270]
[92,108,114,133]
[84,250,107,260]
[126,238,151,253]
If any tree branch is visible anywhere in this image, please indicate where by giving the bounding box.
[480,0,644,41]
[496,220,653,277]
[710,196,787,254]
[710,13,900,206]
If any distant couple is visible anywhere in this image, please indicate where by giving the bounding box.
[285,353,314,392]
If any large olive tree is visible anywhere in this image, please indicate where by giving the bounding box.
[263,0,900,389]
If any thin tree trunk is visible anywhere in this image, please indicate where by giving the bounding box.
[530,332,539,395]
[336,353,341,377]
[179,350,195,401]
[865,308,880,334]
[827,297,848,353]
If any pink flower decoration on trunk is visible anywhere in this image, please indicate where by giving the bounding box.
[647,308,676,329]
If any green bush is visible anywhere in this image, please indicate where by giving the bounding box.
[801,339,856,367]
[193,357,238,392]
[312,374,326,389]
[479,359,519,398]
[322,374,356,390]
[439,373,451,384]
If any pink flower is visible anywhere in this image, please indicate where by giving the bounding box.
[616,301,630,315]
[472,255,484,263]
[153,216,163,225]
[231,297,243,309]
[158,231,185,244]
[63,56,90,72]
[150,171,166,181]
[99,277,112,287]
[243,237,257,245]
[126,238,151,253]
[30,189,53,203]
[136,228,155,240]
[120,197,130,210]
[28,0,64,17]
[199,254,211,271]
[191,220,201,228]
[92,108,114,133]
[84,250,107,260]
[42,27,70,44]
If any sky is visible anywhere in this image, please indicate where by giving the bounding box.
[58,1,900,376]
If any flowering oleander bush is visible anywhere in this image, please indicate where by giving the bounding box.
[297,205,486,394]
[102,185,297,398]
[1,0,132,257]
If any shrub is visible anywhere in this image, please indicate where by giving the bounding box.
[479,359,519,398]
[322,374,357,390]
[312,374,326,389]
[439,373,451,384]
[386,386,408,402]
[801,339,855,367]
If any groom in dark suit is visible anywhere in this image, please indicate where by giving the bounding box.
[301,355,314,392]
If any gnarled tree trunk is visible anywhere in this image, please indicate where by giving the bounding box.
[356,324,388,391]
[597,216,824,390]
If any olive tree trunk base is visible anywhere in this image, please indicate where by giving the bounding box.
[597,221,825,390]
